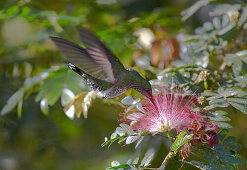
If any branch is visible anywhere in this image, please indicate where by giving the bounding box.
[159,151,175,170]
[182,161,206,170]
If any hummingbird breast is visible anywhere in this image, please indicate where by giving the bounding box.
[100,70,132,98]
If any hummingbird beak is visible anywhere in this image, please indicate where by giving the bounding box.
[147,93,158,111]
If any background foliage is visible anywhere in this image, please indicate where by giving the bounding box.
[0,0,247,169]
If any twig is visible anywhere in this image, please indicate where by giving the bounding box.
[182,160,206,170]
[159,151,175,170]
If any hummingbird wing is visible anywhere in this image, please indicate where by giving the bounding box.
[76,27,126,82]
[50,37,111,81]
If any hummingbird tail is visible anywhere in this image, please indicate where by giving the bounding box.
[68,63,88,79]
[68,63,103,91]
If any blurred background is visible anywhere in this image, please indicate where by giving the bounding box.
[0,0,246,169]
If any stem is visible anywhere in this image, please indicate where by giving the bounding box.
[204,80,208,90]
[183,161,206,170]
[219,61,226,72]
[159,151,175,170]
[167,132,173,141]
[235,20,240,30]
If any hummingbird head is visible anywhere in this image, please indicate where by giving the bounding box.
[129,70,156,107]
[137,81,158,111]
[138,80,153,101]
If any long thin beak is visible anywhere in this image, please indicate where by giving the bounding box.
[148,94,158,111]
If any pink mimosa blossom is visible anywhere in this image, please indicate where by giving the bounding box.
[190,120,218,146]
[180,142,191,161]
[120,87,218,146]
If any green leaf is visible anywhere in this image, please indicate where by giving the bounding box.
[213,144,241,164]
[109,163,131,169]
[222,164,235,170]
[57,18,71,25]
[209,98,229,107]
[184,38,200,43]
[221,88,241,98]
[0,10,6,20]
[204,104,217,110]
[229,102,247,114]
[19,6,30,17]
[229,143,242,152]
[236,50,247,57]
[227,98,247,104]
[141,148,155,167]
[17,99,23,118]
[1,89,24,115]
[235,76,247,88]
[217,129,228,141]
[223,136,242,152]
[204,101,229,110]
[213,144,225,154]
[202,91,218,97]
[126,135,141,145]
[115,127,125,136]
[135,136,144,149]
[221,154,241,164]
[210,116,231,122]
[1,67,58,115]
[213,110,228,116]
[23,72,50,90]
[206,95,222,101]
[236,90,247,97]
[37,68,86,106]
[101,135,126,148]
[241,56,247,64]
[206,164,224,170]
[181,0,213,21]
[120,124,135,135]
[233,60,242,76]
[61,88,75,107]
[204,149,215,161]
[175,71,189,84]
[211,121,232,129]
[218,87,225,95]
[209,115,230,121]
[40,98,49,115]
[27,14,37,21]
[171,132,193,151]
[223,136,236,146]
[6,6,19,17]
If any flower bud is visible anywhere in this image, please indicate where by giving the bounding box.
[199,71,210,81]
[227,9,240,22]
[197,96,205,105]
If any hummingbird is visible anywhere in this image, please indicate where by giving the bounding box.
[50,26,155,105]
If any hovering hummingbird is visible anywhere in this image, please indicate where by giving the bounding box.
[50,26,155,105]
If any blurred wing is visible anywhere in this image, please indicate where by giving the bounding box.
[77,26,125,81]
[50,37,110,81]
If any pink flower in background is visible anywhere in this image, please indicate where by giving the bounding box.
[190,119,218,146]
[120,87,218,146]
